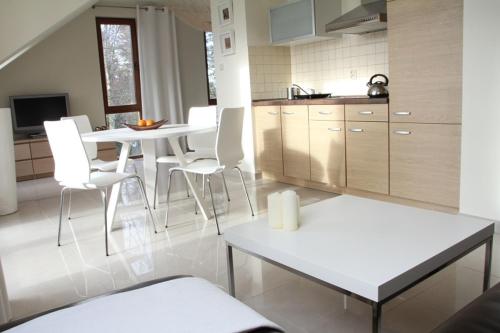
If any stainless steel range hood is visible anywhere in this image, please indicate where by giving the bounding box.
[325,0,387,34]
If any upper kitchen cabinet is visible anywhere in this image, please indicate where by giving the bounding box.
[270,0,341,45]
[388,0,463,124]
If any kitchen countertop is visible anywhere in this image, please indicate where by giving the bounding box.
[252,96,388,106]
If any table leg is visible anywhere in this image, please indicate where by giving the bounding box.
[372,303,381,333]
[167,136,212,220]
[107,142,131,232]
[227,244,235,297]
[484,237,493,292]
[141,140,157,206]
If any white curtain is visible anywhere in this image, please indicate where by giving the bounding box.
[137,6,184,156]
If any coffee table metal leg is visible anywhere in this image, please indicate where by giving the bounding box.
[372,303,381,333]
[227,244,235,297]
[483,237,493,292]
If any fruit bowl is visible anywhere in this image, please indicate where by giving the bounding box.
[123,119,168,131]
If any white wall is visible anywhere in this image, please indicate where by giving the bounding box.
[176,19,210,119]
[0,0,97,70]
[460,0,500,222]
[211,0,255,173]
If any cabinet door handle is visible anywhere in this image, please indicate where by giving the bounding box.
[267,111,278,115]
[328,127,342,132]
[319,111,332,115]
[393,111,411,116]
[349,128,364,133]
[393,130,412,135]
[282,111,295,115]
[358,111,373,115]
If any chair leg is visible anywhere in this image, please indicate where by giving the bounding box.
[135,176,159,234]
[184,175,190,198]
[165,170,175,229]
[57,187,67,247]
[235,167,255,217]
[221,172,231,202]
[194,174,199,215]
[67,189,72,220]
[207,175,221,235]
[100,189,109,257]
[153,162,159,210]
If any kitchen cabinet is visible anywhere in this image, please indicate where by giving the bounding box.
[345,104,388,122]
[253,106,283,177]
[388,0,463,124]
[281,105,310,180]
[309,105,344,121]
[309,120,345,186]
[346,122,388,194]
[269,0,341,44]
[390,123,461,208]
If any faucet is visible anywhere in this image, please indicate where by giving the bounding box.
[292,84,315,95]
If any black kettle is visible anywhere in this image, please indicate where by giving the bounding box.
[367,74,389,98]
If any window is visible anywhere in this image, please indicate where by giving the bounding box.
[96,17,142,156]
[204,32,217,105]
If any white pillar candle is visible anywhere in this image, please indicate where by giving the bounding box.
[282,190,299,231]
[267,192,283,229]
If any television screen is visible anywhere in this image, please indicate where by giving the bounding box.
[10,94,69,133]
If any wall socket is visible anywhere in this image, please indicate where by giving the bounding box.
[350,69,358,80]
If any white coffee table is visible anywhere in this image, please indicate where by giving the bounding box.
[224,195,494,333]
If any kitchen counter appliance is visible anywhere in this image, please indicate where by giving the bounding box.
[367,74,389,98]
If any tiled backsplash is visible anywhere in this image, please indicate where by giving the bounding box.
[249,46,292,100]
[291,31,389,96]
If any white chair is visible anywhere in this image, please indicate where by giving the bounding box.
[164,107,254,235]
[153,106,230,209]
[44,119,158,256]
[61,115,136,172]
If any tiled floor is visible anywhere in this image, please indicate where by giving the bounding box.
[1,164,498,332]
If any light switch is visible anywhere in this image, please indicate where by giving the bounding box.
[219,63,224,71]
[350,69,357,80]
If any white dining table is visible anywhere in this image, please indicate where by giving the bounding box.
[81,124,217,232]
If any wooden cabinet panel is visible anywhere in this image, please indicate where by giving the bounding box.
[30,141,52,158]
[388,0,463,124]
[346,122,388,194]
[345,104,388,122]
[309,121,345,186]
[309,105,344,121]
[14,144,31,161]
[253,106,283,177]
[16,160,34,178]
[390,123,460,207]
[97,142,116,150]
[281,105,310,180]
[97,149,117,162]
[33,157,55,175]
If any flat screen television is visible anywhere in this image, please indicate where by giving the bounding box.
[10,94,70,135]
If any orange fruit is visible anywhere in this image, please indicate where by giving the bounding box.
[145,119,155,126]
[137,119,146,127]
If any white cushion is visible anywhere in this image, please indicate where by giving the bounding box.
[7,277,282,333]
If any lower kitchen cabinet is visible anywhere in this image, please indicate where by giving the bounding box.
[309,120,346,186]
[346,122,389,194]
[390,123,461,207]
[253,106,284,177]
[281,105,310,180]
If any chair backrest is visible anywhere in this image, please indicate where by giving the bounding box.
[61,115,98,160]
[187,106,217,152]
[44,120,90,184]
[215,107,244,169]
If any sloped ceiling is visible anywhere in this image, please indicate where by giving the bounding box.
[97,0,212,31]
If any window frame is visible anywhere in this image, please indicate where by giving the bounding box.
[95,17,142,116]
[203,32,217,106]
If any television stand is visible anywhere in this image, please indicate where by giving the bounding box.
[27,132,46,139]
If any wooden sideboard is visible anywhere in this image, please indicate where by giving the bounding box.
[14,138,118,182]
